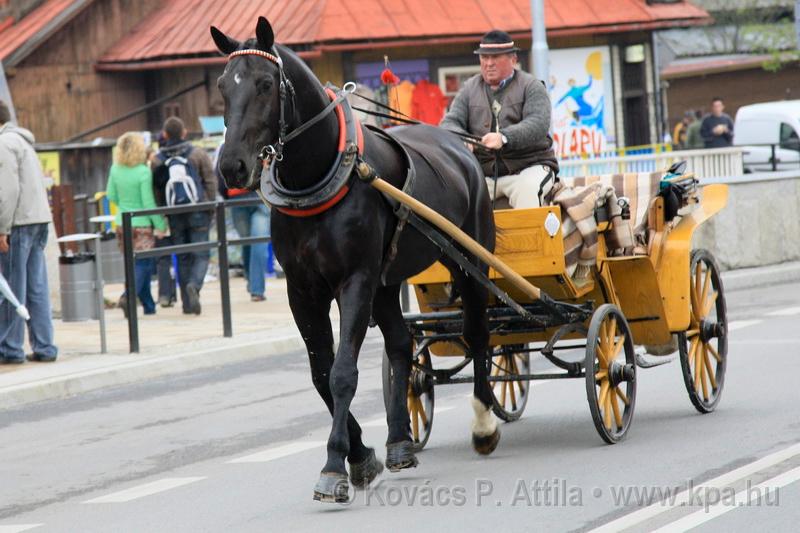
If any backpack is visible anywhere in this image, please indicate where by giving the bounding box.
[162,149,204,206]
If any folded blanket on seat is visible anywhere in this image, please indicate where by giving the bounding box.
[551,181,634,281]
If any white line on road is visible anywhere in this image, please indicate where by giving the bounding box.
[652,466,800,533]
[589,441,800,533]
[727,320,763,332]
[0,526,43,533]
[82,477,206,504]
[227,441,326,463]
[765,306,800,317]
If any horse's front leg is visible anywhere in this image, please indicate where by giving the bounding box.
[287,284,381,502]
[313,273,380,503]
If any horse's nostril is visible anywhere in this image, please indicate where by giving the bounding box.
[237,160,247,176]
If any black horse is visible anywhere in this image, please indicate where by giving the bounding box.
[212,17,500,503]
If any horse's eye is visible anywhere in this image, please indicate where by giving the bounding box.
[258,77,273,91]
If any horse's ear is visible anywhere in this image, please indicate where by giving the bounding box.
[210,26,240,55]
[255,16,275,51]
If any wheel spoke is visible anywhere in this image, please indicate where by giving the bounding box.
[513,355,526,395]
[615,386,630,406]
[509,372,517,410]
[596,345,610,368]
[688,336,699,373]
[698,344,708,401]
[707,342,722,363]
[598,380,610,409]
[610,387,623,429]
[610,334,626,361]
[595,370,608,382]
[700,268,712,316]
[703,291,718,317]
[500,375,507,408]
[602,389,613,430]
[416,395,428,427]
[693,340,703,392]
[686,329,700,337]
[702,345,717,390]
[409,396,419,441]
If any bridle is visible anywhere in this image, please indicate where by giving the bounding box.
[225,47,362,217]
[226,48,355,175]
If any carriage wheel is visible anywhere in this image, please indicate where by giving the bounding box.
[489,344,531,422]
[679,249,728,414]
[382,346,435,452]
[585,304,637,444]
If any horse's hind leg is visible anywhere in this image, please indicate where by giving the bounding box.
[314,274,379,502]
[287,284,381,501]
[371,284,418,472]
[452,271,500,455]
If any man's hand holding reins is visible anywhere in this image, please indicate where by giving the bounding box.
[481,132,505,150]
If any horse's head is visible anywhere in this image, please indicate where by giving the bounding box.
[211,17,281,189]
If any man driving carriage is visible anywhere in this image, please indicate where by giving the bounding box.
[440,29,559,208]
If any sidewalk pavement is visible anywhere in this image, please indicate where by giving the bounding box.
[1,261,798,410]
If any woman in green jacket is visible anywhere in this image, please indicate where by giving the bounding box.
[106,132,166,315]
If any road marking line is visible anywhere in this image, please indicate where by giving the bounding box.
[227,441,326,463]
[83,477,206,503]
[766,306,800,317]
[727,320,762,332]
[589,441,800,533]
[0,526,43,533]
[652,466,800,533]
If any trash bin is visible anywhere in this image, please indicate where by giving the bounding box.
[59,253,98,321]
[98,231,125,283]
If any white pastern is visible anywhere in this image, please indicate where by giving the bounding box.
[470,396,497,437]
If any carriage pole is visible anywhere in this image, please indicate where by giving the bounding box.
[356,162,545,302]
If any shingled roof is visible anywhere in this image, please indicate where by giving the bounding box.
[95,0,710,70]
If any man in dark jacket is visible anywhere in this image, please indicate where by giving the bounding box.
[0,100,58,363]
[700,97,734,148]
[152,117,216,315]
[440,29,558,208]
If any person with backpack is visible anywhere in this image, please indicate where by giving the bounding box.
[152,117,216,315]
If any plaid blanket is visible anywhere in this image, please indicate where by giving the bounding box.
[551,172,662,279]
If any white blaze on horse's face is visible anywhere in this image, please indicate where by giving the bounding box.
[234,72,242,85]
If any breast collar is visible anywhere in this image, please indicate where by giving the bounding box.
[261,85,364,217]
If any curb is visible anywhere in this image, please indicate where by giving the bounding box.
[0,332,307,410]
[721,261,800,292]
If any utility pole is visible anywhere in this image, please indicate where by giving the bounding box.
[530,0,549,83]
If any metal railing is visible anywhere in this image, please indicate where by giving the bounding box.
[121,197,269,353]
[559,146,745,178]
[739,143,800,172]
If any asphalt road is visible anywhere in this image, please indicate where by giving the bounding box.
[1,281,799,532]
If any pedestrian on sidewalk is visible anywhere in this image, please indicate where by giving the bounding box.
[106,132,167,316]
[151,132,177,308]
[152,117,216,315]
[700,97,734,148]
[0,100,58,364]
[215,143,270,302]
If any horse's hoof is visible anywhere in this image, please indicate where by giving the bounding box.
[349,448,383,489]
[472,427,501,455]
[386,441,419,472]
[313,472,350,503]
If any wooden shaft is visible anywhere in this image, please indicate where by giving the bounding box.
[367,174,542,301]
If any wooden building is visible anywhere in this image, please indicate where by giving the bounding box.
[1,0,709,154]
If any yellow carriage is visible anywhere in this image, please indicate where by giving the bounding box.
[381,165,729,449]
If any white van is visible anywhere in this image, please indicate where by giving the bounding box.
[734,100,800,172]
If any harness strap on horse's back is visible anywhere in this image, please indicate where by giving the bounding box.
[363,125,417,285]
